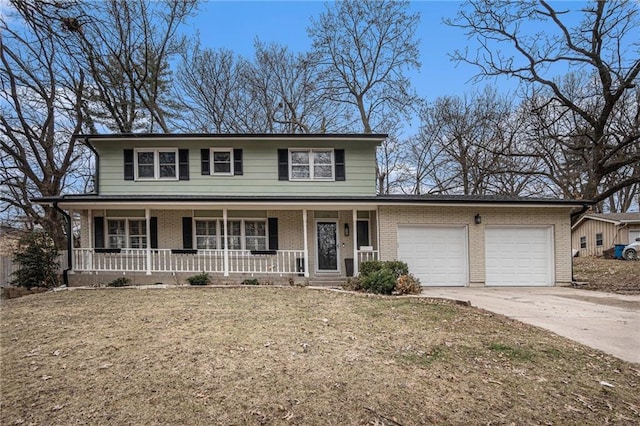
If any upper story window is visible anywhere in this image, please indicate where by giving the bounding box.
[278,148,344,182]
[212,149,233,175]
[200,148,243,176]
[135,148,178,180]
[289,149,334,180]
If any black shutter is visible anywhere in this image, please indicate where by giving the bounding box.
[201,149,210,175]
[124,149,134,180]
[268,218,278,250]
[278,149,289,181]
[94,216,105,248]
[182,217,193,249]
[150,217,158,249]
[335,149,345,181]
[178,149,189,180]
[233,149,243,175]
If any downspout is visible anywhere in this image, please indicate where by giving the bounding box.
[570,202,592,283]
[53,201,72,286]
[83,137,99,194]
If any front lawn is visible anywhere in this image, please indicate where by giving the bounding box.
[1,287,638,424]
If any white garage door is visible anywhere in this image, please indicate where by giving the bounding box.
[485,227,553,286]
[630,230,640,244]
[397,226,468,286]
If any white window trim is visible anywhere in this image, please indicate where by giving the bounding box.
[595,232,603,247]
[134,148,179,181]
[289,148,334,181]
[210,148,234,176]
[194,219,219,250]
[106,218,148,249]
[193,218,268,251]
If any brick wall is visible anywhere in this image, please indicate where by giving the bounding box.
[378,205,573,285]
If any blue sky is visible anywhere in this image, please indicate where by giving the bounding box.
[187,1,510,102]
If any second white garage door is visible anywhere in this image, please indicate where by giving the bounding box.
[485,227,553,286]
[397,225,468,286]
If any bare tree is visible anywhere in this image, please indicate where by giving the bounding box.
[1,2,88,246]
[308,0,421,192]
[407,88,540,196]
[448,0,640,205]
[176,45,248,132]
[1,0,197,247]
[245,40,344,133]
[70,0,196,133]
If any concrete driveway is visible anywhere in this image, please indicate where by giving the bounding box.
[421,287,640,364]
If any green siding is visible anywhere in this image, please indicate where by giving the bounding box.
[97,139,378,196]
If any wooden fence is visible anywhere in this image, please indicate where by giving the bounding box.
[0,251,68,286]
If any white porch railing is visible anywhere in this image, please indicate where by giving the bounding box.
[72,248,305,275]
[357,250,379,264]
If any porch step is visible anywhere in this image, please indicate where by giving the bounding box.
[308,279,346,288]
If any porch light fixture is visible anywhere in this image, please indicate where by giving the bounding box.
[474,214,482,225]
[344,223,350,237]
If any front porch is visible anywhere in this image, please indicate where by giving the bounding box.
[69,205,379,283]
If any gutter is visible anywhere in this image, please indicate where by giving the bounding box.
[83,137,99,194]
[570,202,591,222]
[53,201,72,286]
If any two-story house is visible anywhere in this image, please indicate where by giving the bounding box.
[34,133,589,287]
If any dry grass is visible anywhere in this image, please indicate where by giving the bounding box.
[573,257,640,294]
[1,287,639,425]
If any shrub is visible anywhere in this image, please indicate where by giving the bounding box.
[11,231,60,289]
[359,260,408,281]
[358,260,384,277]
[384,260,409,278]
[395,274,422,295]
[356,260,413,295]
[186,272,211,286]
[342,276,364,291]
[361,268,396,295]
[108,277,131,287]
[242,278,259,285]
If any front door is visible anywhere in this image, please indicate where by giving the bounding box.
[316,221,338,271]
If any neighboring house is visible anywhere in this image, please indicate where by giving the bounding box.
[571,212,640,257]
[33,133,588,287]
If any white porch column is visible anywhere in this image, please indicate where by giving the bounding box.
[303,209,309,278]
[145,208,151,275]
[223,208,229,277]
[352,209,358,276]
[68,209,74,272]
[88,209,93,271]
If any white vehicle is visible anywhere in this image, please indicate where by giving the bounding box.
[623,238,640,260]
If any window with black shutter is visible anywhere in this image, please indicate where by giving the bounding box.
[234,149,243,175]
[178,149,189,180]
[94,216,105,248]
[278,149,289,180]
[335,149,345,181]
[182,217,193,249]
[201,149,210,175]
[123,150,134,180]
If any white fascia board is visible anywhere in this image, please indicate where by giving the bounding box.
[52,200,381,211]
